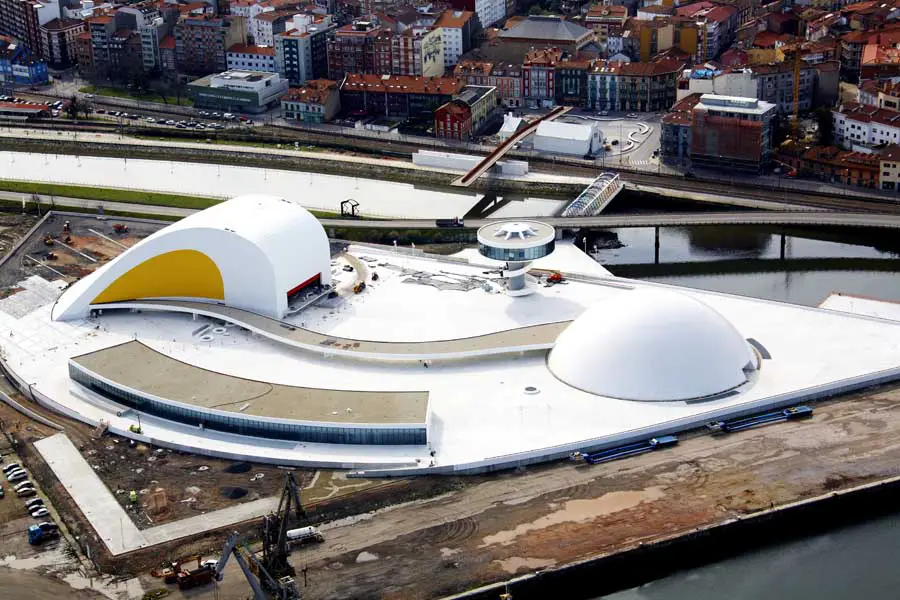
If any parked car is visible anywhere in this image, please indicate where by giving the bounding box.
[8,470,28,482]
[24,498,44,509]
[13,480,34,492]
[223,113,235,120]
[145,117,156,123]
[2,463,22,474]
[626,113,638,118]
[30,507,49,518]
[17,487,36,498]
[96,109,105,114]
[37,522,58,532]
[0,486,4,498]
[165,120,175,126]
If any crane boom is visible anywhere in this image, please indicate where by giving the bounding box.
[792,48,802,141]
[215,532,268,600]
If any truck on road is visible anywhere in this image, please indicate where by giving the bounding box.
[571,435,678,465]
[286,526,324,545]
[707,406,812,434]
[435,217,465,228]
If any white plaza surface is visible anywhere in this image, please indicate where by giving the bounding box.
[0,150,574,219]
[6,242,900,475]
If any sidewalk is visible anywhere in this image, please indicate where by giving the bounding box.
[35,432,278,555]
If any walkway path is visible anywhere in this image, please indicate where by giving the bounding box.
[93,299,570,362]
[34,432,280,555]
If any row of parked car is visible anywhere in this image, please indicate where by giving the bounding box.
[2,462,51,518]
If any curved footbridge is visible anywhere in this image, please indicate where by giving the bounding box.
[93,299,571,362]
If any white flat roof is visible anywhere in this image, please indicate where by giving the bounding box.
[6,245,900,473]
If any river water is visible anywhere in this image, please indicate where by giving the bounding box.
[589,223,900,599]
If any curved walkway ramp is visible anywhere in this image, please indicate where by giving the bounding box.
[69,340,429,445]
[92,299,570,362]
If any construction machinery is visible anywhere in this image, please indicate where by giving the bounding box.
[261,472,305,579]
[43,234,53,246]
[792,47,802,142]
[112,223,129,234]
[353,281,366,294]
[215,532,300,600]
[546,272,564,284]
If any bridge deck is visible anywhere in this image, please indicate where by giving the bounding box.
[451,106,571,187]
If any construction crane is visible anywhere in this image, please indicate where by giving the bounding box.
[215,531,300,600]
[792,47,802,142]
[260,472,306,580]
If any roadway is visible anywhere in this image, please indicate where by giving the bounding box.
[319,211,900,230]
[8,190,900,231]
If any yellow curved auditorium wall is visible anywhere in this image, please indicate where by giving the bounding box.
[92,249,225,304]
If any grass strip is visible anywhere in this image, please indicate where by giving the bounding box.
[0,180,341,217]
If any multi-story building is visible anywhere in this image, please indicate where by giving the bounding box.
[879,144,900,192]
[251,9,294,47]
[187,69,289,112]
[74,31,92,75]
[434,99,471,139]
[231,0,304,38]
[680,60,840,115]
[281,78,340,122]
[227,43,275,72]
[108,28,143,81]
[587,60,622,111]
[39,17,84,68]
[434,9,473,69]
[325,20,384,80]
[391,25,442,77]
[624,18,674,63]
[617,58,682,112]
[523,47,560,108]
[858,79,900,110]
[453,59,522,107]
[449,0,504,28]
[833,102,900,150]
[584,5,627,55]
[661,93,777,172]
[675,3,738,61]
[85,14,115,77]
[0,0,60,57]
[500,16,592,55]
[0,37,47,84]
[117,3,173,74]
[860,43,900,81]
[339,73,464,119]
[555,56,590,107]
[799,145,879,188]
[455,84,497,129]
[175,15,243,76]
[159,33,175,76]
[274,14,334,86]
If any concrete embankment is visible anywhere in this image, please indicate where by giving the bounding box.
[0,137,583,199]
[450,474,900,600]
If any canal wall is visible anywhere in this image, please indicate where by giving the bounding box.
[0,137,582,199]
[447,473,900,600]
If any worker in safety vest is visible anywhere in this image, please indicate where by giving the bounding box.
[129,490,138,504]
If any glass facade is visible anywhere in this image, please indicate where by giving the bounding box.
[478,241,554,262]
[69,365,426,446]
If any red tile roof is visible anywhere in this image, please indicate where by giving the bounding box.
[227,43,276,56]
[341,74,464,95]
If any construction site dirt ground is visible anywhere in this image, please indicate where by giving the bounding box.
[0,211,162,289]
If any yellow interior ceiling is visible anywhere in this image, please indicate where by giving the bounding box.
[92,249,224,305]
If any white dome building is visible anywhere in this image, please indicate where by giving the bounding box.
[548,288,758,402]
[53,194,332,321]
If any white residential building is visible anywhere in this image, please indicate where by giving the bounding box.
[434,9,474,69]
[473,0,505,28]
[833,103,900,149]
[227,44,276,72]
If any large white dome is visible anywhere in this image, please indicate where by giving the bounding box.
[548,288,758,402]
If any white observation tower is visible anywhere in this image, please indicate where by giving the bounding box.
[477,220,556,296]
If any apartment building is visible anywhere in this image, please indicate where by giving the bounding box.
[174,15,243,76]
[39,17,84,68]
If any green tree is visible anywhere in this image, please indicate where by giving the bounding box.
[815,107,835,146]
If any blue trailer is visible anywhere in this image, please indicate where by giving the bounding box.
[707,405,813,434]
[573,435,679,465]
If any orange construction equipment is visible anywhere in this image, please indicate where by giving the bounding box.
[547,272,564,284]
[112,223,129,234]
[353,281,366,294]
